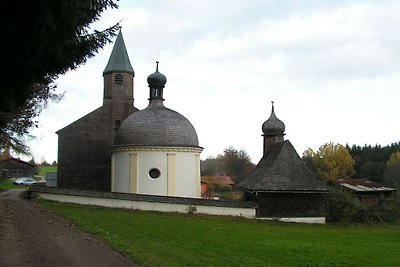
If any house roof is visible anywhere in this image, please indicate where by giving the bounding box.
[0,157,36,168]
[338,178,396,193]
[201,176,234,185]
[238,140,327,193]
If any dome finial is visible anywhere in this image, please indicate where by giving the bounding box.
[156,61,159,72]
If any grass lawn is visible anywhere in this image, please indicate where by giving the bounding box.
[37,166,57,177]
[37,200,400,267]
[0,178,38,192]
[0,178,22,191]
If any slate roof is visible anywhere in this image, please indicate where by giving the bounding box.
[239,140,327,193]
[114,100,200,147]
[103,30,134,75]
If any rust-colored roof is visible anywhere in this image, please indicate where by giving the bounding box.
[201,176,234,185]
[338,178,396,193]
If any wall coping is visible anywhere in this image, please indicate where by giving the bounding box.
[31,185,258,209]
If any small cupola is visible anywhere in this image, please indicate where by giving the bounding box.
[147,61,167,100]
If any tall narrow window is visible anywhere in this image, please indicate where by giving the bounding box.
[114,73,123,85]
[115,120,121,130]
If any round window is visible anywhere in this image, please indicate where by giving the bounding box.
[149,168,161,179]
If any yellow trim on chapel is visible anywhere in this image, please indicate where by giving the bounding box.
[167,153,176,196]
[113,146,203,153]
[129,153,138,193]
[111,154,115,192]
[195,153,201,197]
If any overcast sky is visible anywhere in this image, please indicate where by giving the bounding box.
[24,0,400,164]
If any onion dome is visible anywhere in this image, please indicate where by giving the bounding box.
[262,101,285,135]
[147,61,167,89]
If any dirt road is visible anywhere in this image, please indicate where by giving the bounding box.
[0,189,137,267]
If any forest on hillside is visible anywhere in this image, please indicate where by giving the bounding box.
[346,141,400,183]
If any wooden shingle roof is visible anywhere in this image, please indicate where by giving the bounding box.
[239,140,327,193]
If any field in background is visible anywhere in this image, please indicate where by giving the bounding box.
[38,200,400,267]
[37,166,57,177]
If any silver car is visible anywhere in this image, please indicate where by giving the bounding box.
[13,177,36,186]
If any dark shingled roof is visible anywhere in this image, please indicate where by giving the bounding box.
[114,100,199,147]
[103,30,134,75]
[239,140,327,193]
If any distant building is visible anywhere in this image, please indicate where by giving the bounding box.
[201,176,234,196]
[239,102,328,217]
[338,178,396,206]
[56,30,138,191]
[0,150,36,178]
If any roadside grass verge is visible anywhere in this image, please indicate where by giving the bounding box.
[0,178,24,191]
[37,200,400,267]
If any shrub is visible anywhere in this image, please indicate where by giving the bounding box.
[323,183,400,223]
[363,185,400,223]
[323,185,366,223]
[213,184,231,193]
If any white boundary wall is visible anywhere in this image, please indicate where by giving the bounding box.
[258,217,326,224]
[38,192,256,218]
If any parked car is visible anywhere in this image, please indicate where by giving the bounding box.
[13,177,36,186]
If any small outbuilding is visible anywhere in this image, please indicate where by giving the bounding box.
[338,178,396,206]
[239,102,328,218]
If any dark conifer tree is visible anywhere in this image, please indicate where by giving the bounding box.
[1,0,120,154]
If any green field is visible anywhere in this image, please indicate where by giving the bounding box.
[37,166,57,177]
[37,200,400,267]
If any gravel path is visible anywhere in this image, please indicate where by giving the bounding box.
[0,189,137,267]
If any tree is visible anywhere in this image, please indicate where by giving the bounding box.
[304,142,355,181]
[200,157,223,176]
[383,152,400,186]
[200,147,255,184]
[347,142,400,182]
[1,0,120,154]
[219,147,255,184]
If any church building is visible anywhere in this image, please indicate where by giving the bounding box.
[57,30,138,191]
[56,30,202,197]
[112,62,203,198]
[239,102,328,217]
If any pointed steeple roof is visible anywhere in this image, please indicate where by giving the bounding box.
[103,29,134,76]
